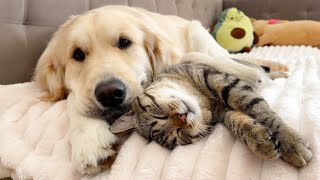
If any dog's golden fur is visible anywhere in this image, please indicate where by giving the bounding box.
[34,7,182,103]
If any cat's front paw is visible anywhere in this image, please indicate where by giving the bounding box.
[279,128,312,167]
[246,124,280,160]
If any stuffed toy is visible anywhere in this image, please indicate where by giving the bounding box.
[212,8,254,53]
[253,19,320,47]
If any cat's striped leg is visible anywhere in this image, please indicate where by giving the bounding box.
[222,80,312,167]
[221,110,280,160]
[203,71,312,167]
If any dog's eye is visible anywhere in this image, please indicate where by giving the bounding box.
[118,38,132,49]
[72,48,85,61]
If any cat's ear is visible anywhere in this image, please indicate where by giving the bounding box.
[110,111,136,134]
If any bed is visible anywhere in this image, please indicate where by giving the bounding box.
[0,46,319,179]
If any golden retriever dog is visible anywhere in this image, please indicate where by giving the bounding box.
[34,5,286,175]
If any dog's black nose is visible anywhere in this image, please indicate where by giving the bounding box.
[95,78,126,107]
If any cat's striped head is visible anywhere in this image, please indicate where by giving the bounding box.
[110,85,213,150]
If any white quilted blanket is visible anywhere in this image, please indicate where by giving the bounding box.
[0,46,320,180]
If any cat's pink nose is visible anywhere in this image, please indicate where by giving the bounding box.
[172,113,187,127]
[178,114,187,122]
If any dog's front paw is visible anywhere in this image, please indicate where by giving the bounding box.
[279,127,312,167]
[73,144,116,175]
[241,68,266,89]
[70,121,118,175]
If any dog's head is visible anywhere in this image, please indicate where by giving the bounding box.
[34,6,180,121]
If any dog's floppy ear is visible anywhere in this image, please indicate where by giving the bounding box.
[34,41,67,101]
[34,15,78,101]
[110,111,137,134]
[143,28,180,76]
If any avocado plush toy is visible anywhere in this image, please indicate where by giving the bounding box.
[212,8,254,53]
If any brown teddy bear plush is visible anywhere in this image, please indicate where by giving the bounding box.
[252,19,320,47]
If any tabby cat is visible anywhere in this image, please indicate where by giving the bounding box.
[110,57,312,167]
